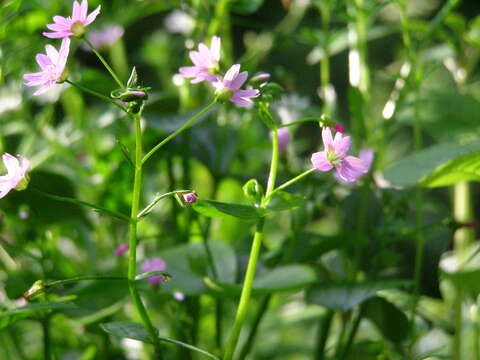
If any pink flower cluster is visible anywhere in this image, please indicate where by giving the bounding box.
[24,0,101,96]
[178,37,259,107]
[311,127,371,182]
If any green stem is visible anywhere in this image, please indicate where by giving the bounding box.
[224,122,280,360]
[277,117,324,128]
[340,309,363,359]
[127,113,163,357]
[142,100,217,165]
[32,188,131,222]
[269,168,316,198]
[42,316,51,360]
[47,275,126,289]
[65,80,127,112]
[137,190,189,219]
[83,37,125,90]
[315,310,334,360]
[223,217,265,360]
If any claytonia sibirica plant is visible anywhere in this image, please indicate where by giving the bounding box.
[0,153,30,199]
[23,38,70,96]
[43,0,101,39]
[214,64,260,107]
[311,127,368,182]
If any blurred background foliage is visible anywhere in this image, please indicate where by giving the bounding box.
[1,0,480,359]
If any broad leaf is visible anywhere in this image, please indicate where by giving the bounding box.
[306,281,409,311]
[101,322,220,359]
[384,143,480,186]
[192,200,265,220]
[267,191,305,212]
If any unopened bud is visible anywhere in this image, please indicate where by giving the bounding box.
[250,73,271,87]
[243,179,264,203]
[183,192,198,204]
[119,91,148,102]
[24,280,46,300]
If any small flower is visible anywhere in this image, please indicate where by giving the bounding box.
[23,38,70,96]
[0,153,30,199]
[183,192,198,204]
[311,128,368,182]
[114,243,129,256]
[214,64,259,107]
[277,128,290,154]
[81,24,124,51]
[141,258,167,285]
[173,291,185,301]
[43,0,101,39]
[179,36,221,83]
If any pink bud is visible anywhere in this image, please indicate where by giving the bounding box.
[278,128,290,154]
[114,243,129,256]
[183,192,198,204]
[334,124,345,134]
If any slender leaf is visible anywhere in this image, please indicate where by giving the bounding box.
[192,199,265,220]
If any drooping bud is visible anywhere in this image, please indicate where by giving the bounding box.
[243,179,264,203]
[24,280,46,300]
[183,192,198,204]
[175,190,198,207]
[114,243,129,256]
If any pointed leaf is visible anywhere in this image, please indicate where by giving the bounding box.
[0,302,76,329]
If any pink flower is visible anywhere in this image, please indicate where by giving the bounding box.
[183,192,198,204]
[277,128,290,154]
[81,24,124,51]
[311,128,368,182]
[23,38,70,96]
[114,243,129,256]
[214,64,259,107]
[43,0,101,39]
[0,154,30,199]
[179,36,221,84]
[358,148,374,171]
[141,258,167,285]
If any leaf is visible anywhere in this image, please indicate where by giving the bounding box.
[135,271,171,282]
[383,142,480,186]
[159,241,237,295]
[267,191,305,212]
[306,281,409,311]
[204,265,316,296]
[101,322,220,359]
[192,200,265,220]
[440,243,480,295]
[0,302,76,329]
[420,151,480,187]
[231,0,264,14]
[362,296,409,343]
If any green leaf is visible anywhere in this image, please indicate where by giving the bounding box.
[0,302,76,329]
[420,151,480,187]
[384,143,480,186]
[192,200,265,220]
[362,296,409,343]
[204,265,316,296]
[231,0,264,14]
[135,271,171,282]
[306,281,409,311]
[440,243,480,295]
[267,191,305,212]
[101,322,220,359]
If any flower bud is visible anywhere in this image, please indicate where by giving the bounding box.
[243,179,264,203]
[249,73,271,87]
[24,280,46,300]
[183,192,198,204]
[119,91,148,102]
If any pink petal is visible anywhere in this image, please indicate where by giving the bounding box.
[229,96,253,107]
[229,71,248,91]
[234,89,259,99]
[210,36,221,61]
[33,83,54,96]
[311,151,333,171]
[189,51,207,68]
[43,31,71,39]
[179,66,199,78]
[53,16,70,25]
[198,43,213,64]
[35,54,51,70]
[45,45,59,63]
[85,5,101,26]
[80,0,89,21]
[335,156,368,182]
[19,157,31,174]
[278,128,290,154]
[359,148,374,170]
[72,1,81,20]
[58,38,71,67]
[224,64,240,82]
[3,153,19,175]
[46,23,68,32]
[321,127,334,150]
[335,135,350,158]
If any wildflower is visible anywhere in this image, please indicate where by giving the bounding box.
[183,192,198,204]
[214,64,259,107]
[250,73,271,87]
[23,38,70,96]
[0,153,30,199]
[141,258,167,285]
[278,128,290,154]
[114,243,129,256]
[173,291,185,301]
[81,24,124,51]
[43,0,101,39]
[179,36,221,83]
[311,128,368,182]
[334,148,374,183]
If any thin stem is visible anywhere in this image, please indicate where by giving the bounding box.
[238,295,272,359]
[65,80,127,112]
[223,217,265,360]
[47,275,126,288]
[32,188,131,222]
[127,113,163,357]
[278,117,323,128]
[265,128,279,196]
[142,100,217,165]
[269,168,316,198]
[137,190,189,219]
[340,309,363,359]
[315,310,334,360]
[42,316,51,360]
[83,37,125,90]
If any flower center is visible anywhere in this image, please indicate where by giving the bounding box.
[71,21,85,37]
[326,150,341,165]
[215,87,234,102]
